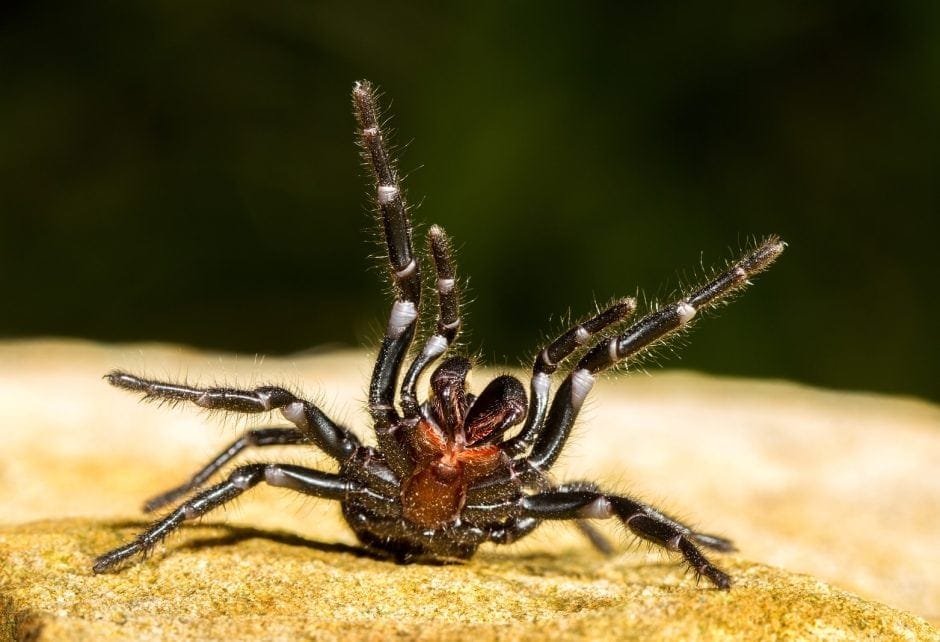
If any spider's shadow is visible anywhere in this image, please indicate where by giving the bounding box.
[180,524,374,560]
[100,520,378,562]
[102,520,465,567]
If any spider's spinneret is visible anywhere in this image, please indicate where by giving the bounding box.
[93,80,785,591]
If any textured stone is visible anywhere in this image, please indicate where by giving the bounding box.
[1,340,938,640]
[1,519,936,642]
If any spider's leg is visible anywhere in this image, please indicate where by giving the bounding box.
[502,299,635,457]
[574,520,616,556]
[353,80,421,475]
[465,469,615,554]
[106,373,359,461]
[526,237,785,471]
[464,502,614,555]
[520,486,734,589]
[465,492,611,553]
[92,463,350,573]
[142,427,307,512]
[553,481,617,555]
[486,516,541,545]
[399,225,461,417]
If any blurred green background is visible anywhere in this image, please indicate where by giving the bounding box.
[1,2,936,401]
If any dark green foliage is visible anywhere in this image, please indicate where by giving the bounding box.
[0,1,935,400]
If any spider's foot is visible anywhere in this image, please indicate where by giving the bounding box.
[695,561,732,590]
[677,536,732,590]
[92,542,143,574]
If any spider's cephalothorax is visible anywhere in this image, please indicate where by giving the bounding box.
[93,80,785,589]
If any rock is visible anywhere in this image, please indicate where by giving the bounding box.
[1,519,936,642]
[0,340,938,640]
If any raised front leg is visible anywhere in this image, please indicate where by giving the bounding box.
[527,237,785,471]
[503,299,635,457]
[399,225,462,417]
[353,80,421,477]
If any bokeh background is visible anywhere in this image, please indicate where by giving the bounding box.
[1,2,935,401]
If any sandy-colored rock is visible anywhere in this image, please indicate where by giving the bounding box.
[1,340,938,640]
[1,519,935,641]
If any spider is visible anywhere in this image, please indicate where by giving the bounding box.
[93,80,784,590]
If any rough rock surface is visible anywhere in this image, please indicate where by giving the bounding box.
[2,519,935,641]
[1,340,938,641]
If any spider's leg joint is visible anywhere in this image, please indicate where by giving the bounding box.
[378,185,400,204]
[607,337,619,364]
[255,389,273,410]
[394,259,417,280]
[539,348,556,370]
[280,401,307,426]
[231,468,257,489]
[579,496,613,519]
[574,326,590,344]
[387,300,418,338]
[422,334,449,360]
[676,301,697,326]
[264,464,288,487]
[570,369,595,411]
[436,277,456,294]
[532,371,551,399]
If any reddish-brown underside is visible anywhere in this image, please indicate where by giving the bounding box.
[401,419,503,527]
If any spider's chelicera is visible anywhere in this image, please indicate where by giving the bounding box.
[93,81,784,589]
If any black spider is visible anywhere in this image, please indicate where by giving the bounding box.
[93,80,785,589]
